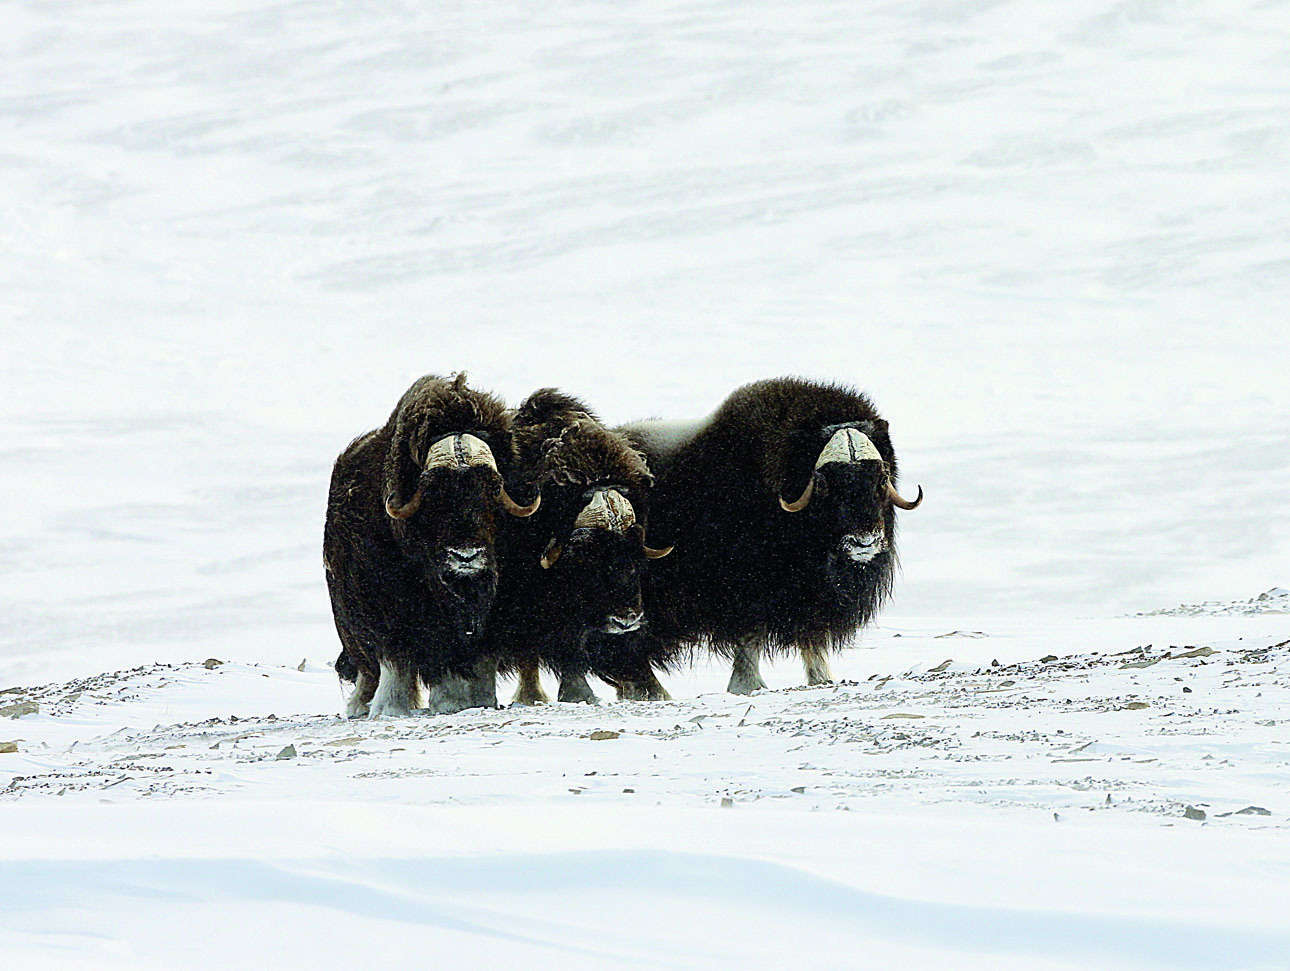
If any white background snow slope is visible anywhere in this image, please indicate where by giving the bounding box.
[2,1,1288,968]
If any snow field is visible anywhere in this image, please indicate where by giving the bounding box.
[4,0,1290,966]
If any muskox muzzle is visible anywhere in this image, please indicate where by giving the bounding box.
[602,610,644,635]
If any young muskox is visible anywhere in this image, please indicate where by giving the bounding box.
[488,389,671,704]
[324,373,539,717]
[602,376,922,695]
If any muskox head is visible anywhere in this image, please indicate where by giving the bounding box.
[385,429,539,639]
[778,421,921,595]
[538,486,671,636]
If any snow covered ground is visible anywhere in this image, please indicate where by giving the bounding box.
[2,0,1289,967]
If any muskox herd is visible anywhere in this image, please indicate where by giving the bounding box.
[323,373,922,717]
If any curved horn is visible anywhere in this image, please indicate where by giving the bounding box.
[887,481,923,510]
[539,537,562,569]
[385,490,423,520]
[643,542,673,559]
[499,484,540,518]
[779,473,815,513]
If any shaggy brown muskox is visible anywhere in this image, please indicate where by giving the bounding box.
[589,376,922,695]
[325,373,539,717]
[487,389,672,704]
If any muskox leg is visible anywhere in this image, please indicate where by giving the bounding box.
[368,658,421,718]
[800,641,834,686]
[511,659,549,706]
[425,655,499,714]
[727,638,768,695]
[556,663,600,705]
[615,668,672,701]
[345,665,378,718]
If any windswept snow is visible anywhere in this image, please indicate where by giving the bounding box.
[3,621,1289,968]
[2,0,1289,966]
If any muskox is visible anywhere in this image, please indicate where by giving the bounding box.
[324,373,539,718]
[600,376,922,695]
[487,389,672,704]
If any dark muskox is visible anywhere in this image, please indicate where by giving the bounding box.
[487,389,671,704]
[596,376,922,695]
[324,373,539,718]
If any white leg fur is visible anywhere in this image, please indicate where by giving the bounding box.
[801,643,834,685]
[346,668,374,718]
[727,639,768,695]
[512,661,549,706]
[367,659,421,718]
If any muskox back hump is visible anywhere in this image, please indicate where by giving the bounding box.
[619,416,710,469]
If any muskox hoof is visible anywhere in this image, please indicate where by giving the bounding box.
[510,690,549,707]
[345,697,371,719]
[726,667,768,695]
[424,672,499,715]
[615,672,672,701]
[367,696,417,719]
[556,672,600,705]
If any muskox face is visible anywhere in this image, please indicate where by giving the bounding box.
[398,463,505,639]
[550,526,647,634]
[387,432,540,640]
[539,489,670,635]
[778,424,921,599]
[813,462,892,596]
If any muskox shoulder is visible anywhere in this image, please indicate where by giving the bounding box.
[717,376,882,431]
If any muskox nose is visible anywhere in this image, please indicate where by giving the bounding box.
[603,611,644,635]
[447,547,487,572]
[841,532,883,561]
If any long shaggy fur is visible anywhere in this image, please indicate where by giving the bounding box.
[489,388,658,686]
[599,376,908,671]
[324,374,515,705]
